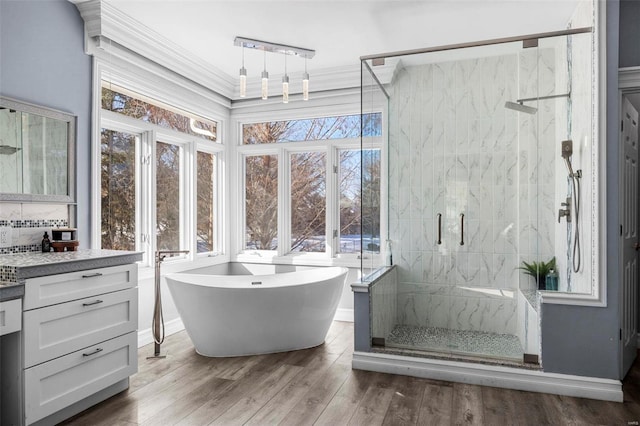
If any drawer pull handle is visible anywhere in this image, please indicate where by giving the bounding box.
[82,299,103,307]
[81,273,103,278]
[82,347,103,357]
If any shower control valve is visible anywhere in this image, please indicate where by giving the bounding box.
[558,208,571,223]
[558,197,572,223]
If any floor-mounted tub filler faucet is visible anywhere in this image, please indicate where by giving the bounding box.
[148,250,189,359]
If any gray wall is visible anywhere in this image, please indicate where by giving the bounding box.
[541,0,621,379]
[620,0,640,68]
[0,0,92,245]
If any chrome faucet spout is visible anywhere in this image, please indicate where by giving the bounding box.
[156,250,190,263]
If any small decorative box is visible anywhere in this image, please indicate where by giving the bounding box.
[51,228,77,242]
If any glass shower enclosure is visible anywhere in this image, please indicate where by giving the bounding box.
[362,25,595,363]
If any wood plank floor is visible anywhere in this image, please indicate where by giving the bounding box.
[62,321,640,425]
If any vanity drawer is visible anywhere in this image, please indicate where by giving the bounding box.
[23,287,138,368]
[0,298,22,336]
[24,263,137,310]
[24,331,137,425]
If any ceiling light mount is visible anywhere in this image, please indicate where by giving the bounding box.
[234,36,315,59]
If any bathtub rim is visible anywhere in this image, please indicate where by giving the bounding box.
[165,265,349,289]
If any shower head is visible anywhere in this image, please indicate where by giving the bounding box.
[505,92,571,115]
[504,101,538,115]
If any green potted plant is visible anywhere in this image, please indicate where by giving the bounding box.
[518,257,556,290]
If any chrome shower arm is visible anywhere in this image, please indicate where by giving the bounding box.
[516,92,571,104]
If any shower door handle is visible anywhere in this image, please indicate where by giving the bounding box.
[460,213,465,246]
[437,213,442,245]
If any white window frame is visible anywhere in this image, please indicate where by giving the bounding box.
[239,146,281,259]
[93,56,227,270]
[194,146,223,258]
[235,113,383,267]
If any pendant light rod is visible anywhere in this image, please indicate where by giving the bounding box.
[282,54,289,104]
[261,50,269,100]
[239,45,247,98]
[234,36,315,59]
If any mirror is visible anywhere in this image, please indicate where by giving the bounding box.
[0,97,76,203]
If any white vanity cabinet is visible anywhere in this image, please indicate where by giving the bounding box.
[0,298,22,336]
[0,251,141,426]
[22,263,138,425]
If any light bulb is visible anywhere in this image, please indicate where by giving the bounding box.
[239,67,247,98]
[261,70,269,100]
[282,75,289,104]
[302,72,309,101]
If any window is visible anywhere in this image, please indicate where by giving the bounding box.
[239,113,382,260]
[245,154,278,250]
[156,141,182,251]
[98,82,223,264]
[361,149,381,253]
[291,152,326,252]
[242,113,381,144]
[100,129,138,251]
[102,86,217,142]
[196,151,216,253]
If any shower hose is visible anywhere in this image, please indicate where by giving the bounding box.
[565,158,581,273]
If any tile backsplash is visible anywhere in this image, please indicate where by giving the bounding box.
[0,203,69,254]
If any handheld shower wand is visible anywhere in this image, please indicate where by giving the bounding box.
[560,140,581,273]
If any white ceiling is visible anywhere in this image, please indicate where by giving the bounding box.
[106,0,586,84]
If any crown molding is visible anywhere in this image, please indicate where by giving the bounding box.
[619,66,640,89]
[70,0,399,102]
[70,0,236,99]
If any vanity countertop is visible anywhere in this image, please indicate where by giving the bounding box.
[0,249,142,302]
[0,280,24,301]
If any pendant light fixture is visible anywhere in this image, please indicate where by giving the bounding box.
[234,37,315,102]
[261,50,269,100]
[302,57,309,101]
[282,55,289,104]
[239,45,247,98]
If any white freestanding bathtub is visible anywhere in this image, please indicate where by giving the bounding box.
[165,265,348,357]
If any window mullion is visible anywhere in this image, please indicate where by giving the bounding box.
[279,147,289,257]
[327,146,338,258]
[137,130,154,266]
[183,142,194,256]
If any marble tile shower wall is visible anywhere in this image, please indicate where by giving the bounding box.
[0,203,69,254]
[388,50,558,336]
[518,48,557,291]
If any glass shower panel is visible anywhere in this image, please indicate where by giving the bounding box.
[531,32,594,295]
[360,61,386,278]
[380,40,536,360]
[364,26,594,363]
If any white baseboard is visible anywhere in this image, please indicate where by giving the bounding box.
[334,308,353,322]
[138,317,185,348]
[352,351,623,402]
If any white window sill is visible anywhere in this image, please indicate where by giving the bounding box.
[234,252,362,269]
